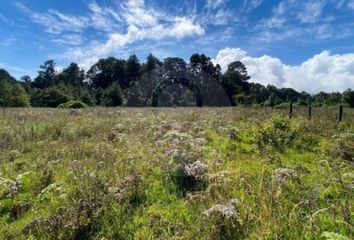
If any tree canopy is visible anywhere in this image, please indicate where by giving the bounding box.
[1,53,353,108]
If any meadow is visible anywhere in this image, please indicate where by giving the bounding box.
[0,107,353,240]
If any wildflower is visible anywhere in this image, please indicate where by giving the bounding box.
[209,170,232,184]
[0,177,21,198]
[183,161,208,181]
[22,215,63,234]
[108,175,141,202]
[203,199,239,219]
[8,150,20,161]
[272,168,297,183]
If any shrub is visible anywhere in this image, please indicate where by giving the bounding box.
[321,232,351,240]
[330,132,354,162]
[57,100,88,109]
[255,114,299,152]
[0,81,30,107]
[171,161,208,194]
[30,86,70,107]
[101,83,123,107]
[203,200,243,239]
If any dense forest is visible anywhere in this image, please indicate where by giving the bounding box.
[1,53,354,108]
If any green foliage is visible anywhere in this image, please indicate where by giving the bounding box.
[30,86,71,107]
[221,61,250,105]
[0,82,30,107]
[101,83,123,107]
[255,114,299,152]
[0,70,30,107]
[343,89,354,108]
[0,108,353,239]
[321,232,351,240]
[31,60,56,89]
[57,100,88,109]
[2,55,353,108]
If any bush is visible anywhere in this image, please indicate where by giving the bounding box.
[274,102,291,109]
[343,89,354,108]
[30,86,70,107]
[57,100,88,109]
[171,161,208,194]
[255,114,299,152]
[101,83,123,107]
[0,81,30,107]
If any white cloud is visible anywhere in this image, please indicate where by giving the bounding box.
[15,0,205,68]
[0,63,33,76]
[0,14,8,23]
[88,2,121,31]
[14,2,88,34]
[206,0,227,9]
[213,48,354,93]
[0,37,16,47]
[241,0,265,12]
[202,0,233,26]
[120,0,158,27]
[255,1,289,33]
[61,17,204,68]
[57,0,204,68]
[14,1,123,34]
[348,0,354,9]
[250,0,264,9]
[51,34,84,46]
[297,1,324,23]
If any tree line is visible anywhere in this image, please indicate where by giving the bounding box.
[1,53,354,108]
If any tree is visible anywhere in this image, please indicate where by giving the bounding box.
[343,89,354,108]
[221,61,251,105]
[142,53,161,73]
[103,83,123,107]
[87,58,117,89]
[279,88,300,103]
[115,59,128,89]
[127,81,145,107]
[0,69,30,107]
[126,55,141,85]
[20,75,32,84]
[265,93,281,108]
[5,84,30,107]
[87,58,127,90]
[56,63,85,87]
[313,92,330,106]
[297,91,312,106]
[151,58,188,107]
[32,60,56,89]
[189,54,221,79]
[30,86,70,107]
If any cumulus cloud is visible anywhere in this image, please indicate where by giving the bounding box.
[213,48,354,93]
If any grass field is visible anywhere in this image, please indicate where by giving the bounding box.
[0,107,353,240]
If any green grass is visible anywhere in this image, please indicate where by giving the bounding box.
[0,107,353,239]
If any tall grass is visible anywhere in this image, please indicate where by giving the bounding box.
[0,107,353,239]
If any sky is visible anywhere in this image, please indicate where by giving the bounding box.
[1,0,354,93]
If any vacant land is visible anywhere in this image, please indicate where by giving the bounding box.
[0,107,353,240]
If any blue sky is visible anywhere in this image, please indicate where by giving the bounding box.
[1,0,354,92]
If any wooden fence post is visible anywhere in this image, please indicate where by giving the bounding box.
[308,106,312,120]
[289,102,293,118]
[338,105,343,123]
